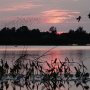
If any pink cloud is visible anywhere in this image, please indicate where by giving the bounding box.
[0,9,80,28]
[41,9,80,24]
[0,2,41,12]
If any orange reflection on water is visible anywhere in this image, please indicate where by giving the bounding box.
[50,50,61,60]
[44,50,64,70]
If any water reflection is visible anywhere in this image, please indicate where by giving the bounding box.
[0,46,90,90]
[0,54,90,90]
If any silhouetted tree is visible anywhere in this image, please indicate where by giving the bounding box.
[0,26,90,45]
[49,26,57,34]
[17,26,29,32]
[69,29,75,34]
[75,27,86,34]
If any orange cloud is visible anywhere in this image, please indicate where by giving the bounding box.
[0,2,41,12]
[41,9,80,24]
[0,9,80,28]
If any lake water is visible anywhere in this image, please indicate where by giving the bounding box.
[0,46,90,70]
[0,46,90,90]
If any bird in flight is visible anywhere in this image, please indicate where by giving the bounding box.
[88,13,90,19]
[76,16,81,22]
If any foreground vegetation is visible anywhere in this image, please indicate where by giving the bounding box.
[0,26,90,45]
[0,51,90,90]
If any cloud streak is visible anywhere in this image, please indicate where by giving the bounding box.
[0,9,80,29]
[41,9,80,24]
[0,2,41,12]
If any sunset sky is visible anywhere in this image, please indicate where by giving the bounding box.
[0,0,90,32]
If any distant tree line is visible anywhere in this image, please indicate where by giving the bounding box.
[0,26,90,45]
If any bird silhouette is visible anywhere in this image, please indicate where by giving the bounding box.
[88,13,90,19]
[76,16,81,22]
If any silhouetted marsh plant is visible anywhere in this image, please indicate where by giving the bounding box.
[0,53,90,90]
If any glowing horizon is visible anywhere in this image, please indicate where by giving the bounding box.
[0,0,90,32]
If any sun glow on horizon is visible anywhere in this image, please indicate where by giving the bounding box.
[56,31,64,35]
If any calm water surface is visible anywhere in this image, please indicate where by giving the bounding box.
[0,46,90,67]
[0,46,90,90]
